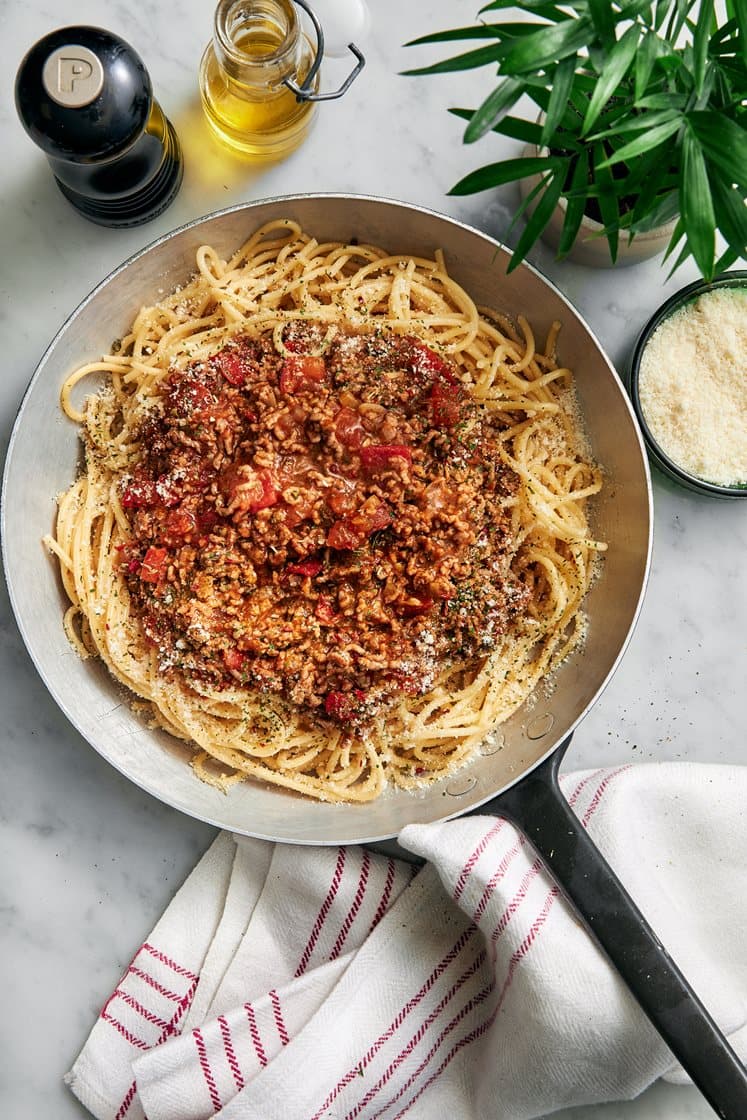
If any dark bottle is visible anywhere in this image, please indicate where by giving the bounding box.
[15,26,183,227]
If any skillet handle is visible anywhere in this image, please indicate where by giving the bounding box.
[487,737,747,1120]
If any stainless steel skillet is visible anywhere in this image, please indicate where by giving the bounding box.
[2,194,745,1114]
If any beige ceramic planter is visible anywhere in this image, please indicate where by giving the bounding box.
[519,145,678,268]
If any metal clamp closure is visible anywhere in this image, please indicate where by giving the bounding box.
[283,0,366,102]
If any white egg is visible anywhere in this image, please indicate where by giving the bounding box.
[310,0,370,58]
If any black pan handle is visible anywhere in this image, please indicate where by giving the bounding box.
[487,737,747,1120]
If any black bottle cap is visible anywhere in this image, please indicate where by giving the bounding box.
[15,26,152,163]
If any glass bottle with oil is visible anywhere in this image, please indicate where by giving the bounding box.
[199,0,320,160]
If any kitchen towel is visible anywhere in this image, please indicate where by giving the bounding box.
[66,763,747,1120]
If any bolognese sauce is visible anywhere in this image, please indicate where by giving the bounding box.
[118,325,529,727]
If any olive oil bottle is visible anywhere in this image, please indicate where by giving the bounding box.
[199,0,319,160]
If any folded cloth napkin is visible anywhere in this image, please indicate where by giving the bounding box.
[66,763,747,1120]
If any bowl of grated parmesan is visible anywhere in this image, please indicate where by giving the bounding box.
[628,272,747,497]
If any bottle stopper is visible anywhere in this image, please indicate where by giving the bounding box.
[15,26,183,228]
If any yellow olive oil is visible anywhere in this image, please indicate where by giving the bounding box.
[199,3,318,161]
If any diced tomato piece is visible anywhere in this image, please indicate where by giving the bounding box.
[217,350,249,386]
[315,595,339,624]
[410,342,457,383]
[327,500,392,550]
[223,649,246,673]
[248,469,278,512]
[326,518,363,550]
[168,376,215,417]
[360,444,412,472]
[335,406,364,450]
[121,475,157,509]
[223,465,278,513]
[287,558,323,577]
[140,546,168,583]
[162,509,197,543]
[325,487,358,517]
[358,502,392,535]
[279,355,327,394]
[400,596,434,617]
[430,380,462,428]
[324,689,367,723]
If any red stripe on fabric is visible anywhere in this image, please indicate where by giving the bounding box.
[114,1080,137,1120]
[143,942,199,981]
[453,818,506,902]
[109,974,197,1118]
[385,766,631,1118]
[581,765,630,827]
[489,856,544,945]
[128,965,184,1003]
[390,886,559,1120]
[296,847,347,976]
[330,850,371,960]
[270,989,290,1046]
[367,858,397,936]
[113,988,170,1030]
[308,925,479,1120]
[462,772,603,929]
[245,1003,268,1067]
[101,1012,149,1051]
[219,1014,245,1092]
[194,1027,222,1113]
[373,978,497,1120]
[344,949,489,1120]
[471,834,525,925]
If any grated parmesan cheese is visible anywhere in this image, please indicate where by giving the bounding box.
[637,288,747,486]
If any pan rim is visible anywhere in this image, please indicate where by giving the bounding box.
[1,192,653,842]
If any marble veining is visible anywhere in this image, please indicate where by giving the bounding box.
[2,2,745,1118]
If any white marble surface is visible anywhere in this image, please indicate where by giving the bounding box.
[1,2,745,1118]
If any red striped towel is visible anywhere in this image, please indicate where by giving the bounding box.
[66,764,747,1120]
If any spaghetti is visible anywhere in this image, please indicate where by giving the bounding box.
[47,219,605,802]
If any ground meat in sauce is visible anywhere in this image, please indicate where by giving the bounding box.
[116,324,531,727]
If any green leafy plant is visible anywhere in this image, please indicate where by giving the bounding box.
[404,0,747,276]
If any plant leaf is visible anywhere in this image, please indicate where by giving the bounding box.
[730,0,747,65]
[680,128,716,278]
[634,92,688,110]
[404,26,503,48]
[634,28,660,100]
[448,156,562,196]
[463,78,526,142]
[662,216,685,261]
[596,117,682,166]
[508,169,566,271]
[714,245,741,272]
[593,142,620,261]
[540,56,578,147]
[501,18,594,75]
[692,0,715,95]
[710,173,747,257]
[687,111,747,186]
[400,42,507,76]
[449,107,547,147]
[558,149,590,256]
[582,25,641,136]
[587,0,617,46]
[479,0,567,10]
[590,107,682,138]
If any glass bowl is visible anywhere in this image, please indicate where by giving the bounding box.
[628,271,747,498]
